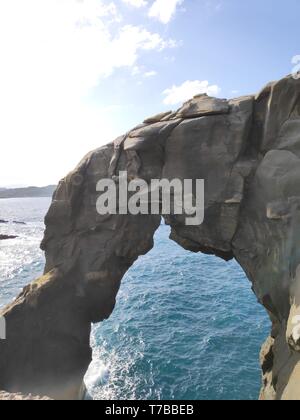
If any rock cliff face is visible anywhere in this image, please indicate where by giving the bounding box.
[1,75,300,399]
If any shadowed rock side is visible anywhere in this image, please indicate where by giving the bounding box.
[1,75,300,399]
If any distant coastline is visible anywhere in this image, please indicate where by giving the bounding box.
[0,185,56,199]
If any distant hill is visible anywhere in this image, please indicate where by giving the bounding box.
[0,185,56,199]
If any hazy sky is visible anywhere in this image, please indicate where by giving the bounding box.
[0,0,299,186]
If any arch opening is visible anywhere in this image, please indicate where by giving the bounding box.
[84,222,270,400]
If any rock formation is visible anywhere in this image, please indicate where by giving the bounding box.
[1,74,300,399]
[0,235,18,240]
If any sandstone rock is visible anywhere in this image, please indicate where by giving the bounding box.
[1,75,300,400]
[161,111,178,121]
[176,94,230,118]
[143,111,172,124]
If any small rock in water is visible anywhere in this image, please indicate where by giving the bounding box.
[13,221,26,225]
[0,234,18,240]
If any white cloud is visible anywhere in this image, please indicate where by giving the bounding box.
[113,24,176,58]
[132,66,141,76]
[0,0,177,185]
[205,0,223,14]
[148,0,184,24]
[163,80,221,105]
[122,0,148,7]
[144,70,158,77]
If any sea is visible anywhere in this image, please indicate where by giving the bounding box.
[0,197,270,400]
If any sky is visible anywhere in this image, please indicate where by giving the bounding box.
[0,0,299,187]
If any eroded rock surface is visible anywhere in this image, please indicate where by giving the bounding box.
[1,75,300,399]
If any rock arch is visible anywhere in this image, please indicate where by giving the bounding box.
[1,75,300,399]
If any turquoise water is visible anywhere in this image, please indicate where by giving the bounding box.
[0,198,270,400]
